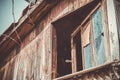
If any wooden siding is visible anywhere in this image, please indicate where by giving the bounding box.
[0,0,119,80]
[114,0,120,38]
[0,25,52,80]
[106,0,120,61]
[82,22,93,69]
[101,0,111,62]
[54,61,120,80]
[0,0,94,80]
[114,0,120,53]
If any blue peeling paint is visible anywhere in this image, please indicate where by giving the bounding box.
[92,8,106,65]
[84,44,93,69]
[84,28,93,69]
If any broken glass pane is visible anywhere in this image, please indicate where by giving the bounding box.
[92,8,106,65]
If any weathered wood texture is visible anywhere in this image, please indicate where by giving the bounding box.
[54,61,120,80]
[0,0,119,80]
[0,0,93,80]
[114,0,120,54]
[106,0,120,61]
[0,25,52,80]
[101,0,110,62]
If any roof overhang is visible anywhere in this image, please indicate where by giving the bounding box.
[0,0,60,61]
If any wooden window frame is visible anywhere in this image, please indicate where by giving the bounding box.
[71,19,95,71]
[70,3,103,72]
[52,0,109,78]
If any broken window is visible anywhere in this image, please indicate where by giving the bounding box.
[81,21,93,69]
[52,0,107,78]
[71,8,106,70]
[92,8,106,65]
[71,30,83,73]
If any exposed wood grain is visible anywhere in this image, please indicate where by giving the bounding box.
[53,61,120,80]
[0,0,119,80]
[71,37,77,73]
[101,0,110,62]
[106,0,120,61]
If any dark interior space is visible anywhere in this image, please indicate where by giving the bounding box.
[52,0,101,77]
[54,26,83,77]
[73,31,83,71]
[57,33,72,77]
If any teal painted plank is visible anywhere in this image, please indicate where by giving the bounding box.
[92,9,103,39]
[92,8,106,65]
[84,44,93,69]
[84,28,93,69]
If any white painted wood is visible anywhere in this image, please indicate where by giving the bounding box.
[106,0,119,61]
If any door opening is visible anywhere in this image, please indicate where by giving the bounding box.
[57,34,72,77]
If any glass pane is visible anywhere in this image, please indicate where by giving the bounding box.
[83,22,93,69]
[84,43,93,69]
[92,8,106,65]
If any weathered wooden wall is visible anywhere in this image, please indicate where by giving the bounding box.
[0,0,93,80]
[0,25,52,80]
[0,0,118,80]
[106,0,120,61]
[114,0,120,55]
[54,63,120,80]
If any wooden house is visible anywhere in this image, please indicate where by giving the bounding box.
[0,0,120,80]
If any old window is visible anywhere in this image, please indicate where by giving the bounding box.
[81,20,93,69]
[71,29,83,73]
[71,8,106,70]
[92,8,106,65]
[52,0,107,78]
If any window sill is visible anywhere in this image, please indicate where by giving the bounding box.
[54,60,120,80]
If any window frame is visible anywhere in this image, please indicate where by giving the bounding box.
[51,0,108,78]
[71,6,107,72]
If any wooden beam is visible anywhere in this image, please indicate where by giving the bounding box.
[52,26,58,79]
[71,2,101,37]
[106,0,120,61]
[90,20,97,67]
[53,61,120,80]
[0,0,59,55]
[101,0,110,62]
[71,37,77,73]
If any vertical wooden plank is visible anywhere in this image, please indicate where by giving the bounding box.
[106,0,120,61]
[114,0,120,53]
[114,0,120,38]
[81,31,85,69]
[13,58,19,80]
[101,0,111,62]
[81,22,93,69]
[91,20,97,67]
[43,26,51,80]
[71,37,77,73]
[52,26,57,79]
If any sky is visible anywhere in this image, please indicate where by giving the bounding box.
[0,0,28,35]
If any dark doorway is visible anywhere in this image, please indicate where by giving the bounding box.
[73,31,83,71]
[56,32,72,77]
